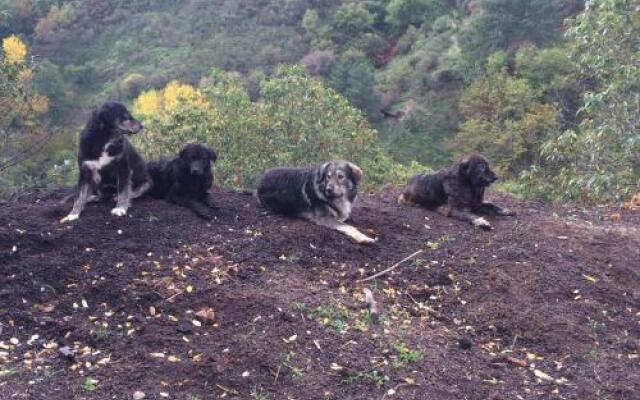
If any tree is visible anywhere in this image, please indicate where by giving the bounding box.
[385,0,449,35]
[326,50,380,118]
[330,2,375,45]
[536,0,640,202]
[449,52,559,177]
[1,35,50,195]
[459,0,582,65]
[2,34,26,63]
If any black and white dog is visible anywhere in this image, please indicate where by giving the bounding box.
[146,144,218,220]
[61,102,150,223]
[257,160,375,244]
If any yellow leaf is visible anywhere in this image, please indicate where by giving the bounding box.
[583,274,597,284]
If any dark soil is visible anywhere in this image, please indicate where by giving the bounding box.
[1,187,639,400]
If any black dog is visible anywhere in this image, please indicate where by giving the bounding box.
[61,102,149,223]
[146,144,218,220]
[257,160,375,244]
[399,154,515,229]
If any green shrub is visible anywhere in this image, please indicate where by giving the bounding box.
[132,66,422,190]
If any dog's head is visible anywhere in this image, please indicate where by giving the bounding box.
[179,144,217,176]
[95,102,143,136]
[314,160,362,200]
[457,154,497,187]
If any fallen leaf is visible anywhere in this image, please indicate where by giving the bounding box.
[330,363,343,371]
[533,369,554,382]
[195,307,215,323]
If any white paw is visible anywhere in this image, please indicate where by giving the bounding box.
[111,207,127,217]
[473,217,492,230]
[357,235,377,244]
[60,214,79,223]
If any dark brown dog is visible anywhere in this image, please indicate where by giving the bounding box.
[398,154,515,229]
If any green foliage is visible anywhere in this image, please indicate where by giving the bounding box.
[527,0,640,202]
[459,0,581,66]
[450,53,560,177]
[33,58,73,121]
[331,2,375,45]
[0,37,53,197]
[326,50,380,118]
[132,66,416,190]
[385,0,450,35]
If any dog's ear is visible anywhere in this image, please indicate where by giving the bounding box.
[317,161,331,181]
[207,147,217,163]
[347,162,363,185]
[458,158,470,176]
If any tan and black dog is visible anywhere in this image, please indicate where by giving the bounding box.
[399,154,515,229]
[257,160,375,244]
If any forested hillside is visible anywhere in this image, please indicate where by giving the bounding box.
[1,0,638,202]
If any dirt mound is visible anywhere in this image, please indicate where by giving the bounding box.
[1,187,639,399]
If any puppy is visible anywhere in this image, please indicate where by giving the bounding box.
[399,154,515,229]
[257,160,375,244]
[61,102,149,223]
[146,144,218,220]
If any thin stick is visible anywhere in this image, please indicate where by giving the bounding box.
[359,250,423,282]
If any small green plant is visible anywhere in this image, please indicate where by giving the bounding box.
[426,234,455,250]
[393,342,423,368]
[82,377,97,392]
[250,386,270,400]
[341,370,385,387]
[314,304,352,333]
[147,213,160,222]
[290,302,307,312]
[94,326,110,340]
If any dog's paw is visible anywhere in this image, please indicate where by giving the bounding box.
[60,214,79,223]
[397,194,406,205]
[356,235,377,244]
[473,217,492,230]
[110,207,127,217]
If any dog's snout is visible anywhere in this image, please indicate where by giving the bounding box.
[326,184,335,196]
[190,161,205,175]
[118,119,143,134]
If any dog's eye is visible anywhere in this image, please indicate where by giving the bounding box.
[337,173,345,181]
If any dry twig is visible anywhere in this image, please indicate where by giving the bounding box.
[359,250,424,282]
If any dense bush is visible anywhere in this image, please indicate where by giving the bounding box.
[132,66,421,190]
